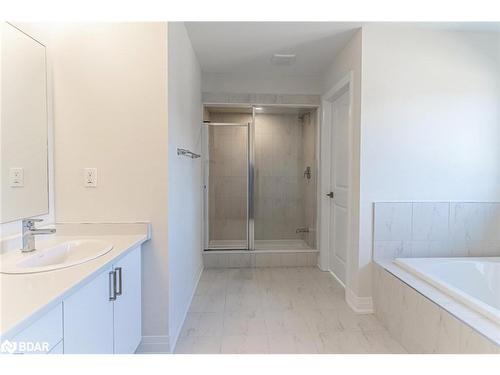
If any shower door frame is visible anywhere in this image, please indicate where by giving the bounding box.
[203,104,320,252]
[203,119,253,251]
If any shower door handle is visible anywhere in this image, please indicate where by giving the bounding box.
[326,192,334,198]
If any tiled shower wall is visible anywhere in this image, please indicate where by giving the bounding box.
[301,111,317,248]
[254,112,316,244]
[373,202,500,260]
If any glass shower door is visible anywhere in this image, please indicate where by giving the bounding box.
[205,123,249,250]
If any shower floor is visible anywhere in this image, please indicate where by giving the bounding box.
[208,239,314,251]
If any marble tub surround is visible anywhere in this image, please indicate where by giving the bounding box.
[373,261,500,352]
[395,257,500,325]
[373,202,500,260]
[0,222,150,339]
[175,267,405,354]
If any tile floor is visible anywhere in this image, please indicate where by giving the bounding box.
[175,267,406,354]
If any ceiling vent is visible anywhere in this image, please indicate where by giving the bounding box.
[271,54,296,66]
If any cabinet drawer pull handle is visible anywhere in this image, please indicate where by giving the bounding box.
[109,271,116,301]
[115,267,123,296]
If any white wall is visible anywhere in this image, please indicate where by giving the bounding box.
[167,22,203,350]
[358,25,500,298]
[202,72,323,95]
[47,23,169,342]
[320,30,362,295]
[322,29,362,95]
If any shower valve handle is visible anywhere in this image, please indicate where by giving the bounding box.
[326,192,334,198]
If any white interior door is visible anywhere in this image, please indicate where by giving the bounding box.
[328,89,350,283]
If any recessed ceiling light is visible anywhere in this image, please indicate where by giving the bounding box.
[271,54,296,66]
[255,107,263,110]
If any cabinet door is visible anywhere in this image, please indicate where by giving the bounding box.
[113,246,142,354]
[63,268,114,354]
[10,303,63,354]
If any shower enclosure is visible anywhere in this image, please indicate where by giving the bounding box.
[203,105,318,251]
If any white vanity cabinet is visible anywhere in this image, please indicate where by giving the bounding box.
[3,245,143,354]
[63,246,142,354]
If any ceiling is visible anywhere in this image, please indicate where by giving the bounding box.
[185,22,361,76]
[185,22,500,77]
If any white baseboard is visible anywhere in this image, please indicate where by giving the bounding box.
[135,335,170,354]
[169,265,204,353]
[345,287,374,314]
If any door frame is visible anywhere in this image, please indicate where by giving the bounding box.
[319,71,354,288]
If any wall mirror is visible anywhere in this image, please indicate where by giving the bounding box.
[1,23,49,223]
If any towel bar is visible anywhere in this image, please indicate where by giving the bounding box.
[177,148,201,159]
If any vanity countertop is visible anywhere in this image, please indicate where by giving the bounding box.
[0,223,150,339]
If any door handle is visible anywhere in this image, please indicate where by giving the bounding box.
[109,271,116,301]
[115,267,123,296]
[326,192,334,198]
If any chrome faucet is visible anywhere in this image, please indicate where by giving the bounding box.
[21,219,56,253]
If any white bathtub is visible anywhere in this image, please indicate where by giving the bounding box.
[394,257,500,325]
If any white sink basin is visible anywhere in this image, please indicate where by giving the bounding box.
[0,239,113,274]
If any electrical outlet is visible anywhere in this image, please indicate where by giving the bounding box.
[9,167,24,187]
[83,168,98,187]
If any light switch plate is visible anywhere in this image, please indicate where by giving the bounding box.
[9,167,24,187]
[83,168,98,187]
